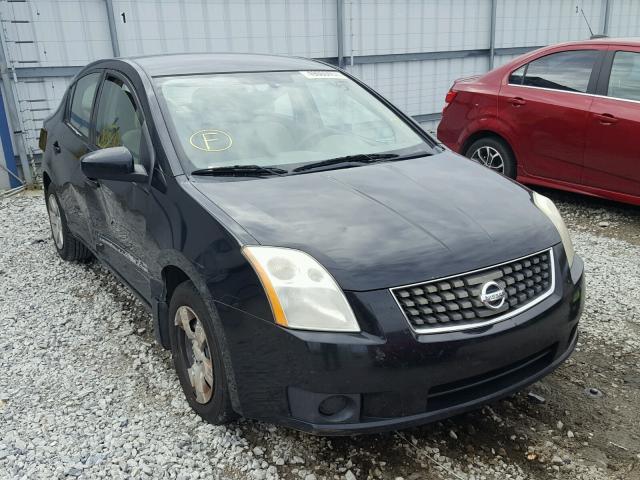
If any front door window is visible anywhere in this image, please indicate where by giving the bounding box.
[94,76,144,164]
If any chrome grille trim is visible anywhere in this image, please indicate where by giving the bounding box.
[390,248,556,334]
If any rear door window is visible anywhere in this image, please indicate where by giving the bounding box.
[518,50,598,93]
[607,51,640,102]
[68,72,101,137]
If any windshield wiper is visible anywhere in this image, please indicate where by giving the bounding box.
[292,151,436,173]
[292,153,399,173]
[191,165,288,177]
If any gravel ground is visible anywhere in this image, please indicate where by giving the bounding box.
[1,188,639,480]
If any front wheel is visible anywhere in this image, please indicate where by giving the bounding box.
[465,137,516,178]
[169,281,236,424]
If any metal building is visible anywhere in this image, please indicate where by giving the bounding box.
[0,0,637,191]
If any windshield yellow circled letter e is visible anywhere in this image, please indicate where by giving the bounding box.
[189,129,233,152]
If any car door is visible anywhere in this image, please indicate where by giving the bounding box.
[51,71,103,245]
[498,48,603,183]
[582,47,640,197]
[89,71,152,301]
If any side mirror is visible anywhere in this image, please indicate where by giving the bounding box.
[80,146,147,183]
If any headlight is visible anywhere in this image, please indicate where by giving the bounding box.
[532,192,574,267]
[242,246,360,332]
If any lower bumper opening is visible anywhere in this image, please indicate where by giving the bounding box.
[361,344,558,418]
[425,344,557,412]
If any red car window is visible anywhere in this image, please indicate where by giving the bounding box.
[519,50,599,93]
[607,51,640,101]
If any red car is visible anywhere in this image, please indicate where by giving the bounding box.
[437,38,640,206]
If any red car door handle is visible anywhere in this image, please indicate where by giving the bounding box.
[594,113,618,125]
[509,97,527,106]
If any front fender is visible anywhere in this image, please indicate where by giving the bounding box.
[148,176,273,416]
[151,251,245,413]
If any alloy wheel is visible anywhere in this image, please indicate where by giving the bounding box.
[175,305,214,404]
[47,194,64,249]
[470,146,504,173]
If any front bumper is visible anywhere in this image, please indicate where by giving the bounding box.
[286,329,578,434]
[222,245,584,435]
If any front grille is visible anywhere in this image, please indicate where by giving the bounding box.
[391,249,555,333]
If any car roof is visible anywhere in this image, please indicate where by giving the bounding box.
[122,53,334,77]
[496,37,640,71]
[548,37,640,48]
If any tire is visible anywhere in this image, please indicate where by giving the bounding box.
[169,280,236,425]
[465,136,517,179]
[45,189,92,262]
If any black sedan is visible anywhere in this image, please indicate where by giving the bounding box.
[40,53,584,435]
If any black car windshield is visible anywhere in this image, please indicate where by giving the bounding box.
[155,70,434,174]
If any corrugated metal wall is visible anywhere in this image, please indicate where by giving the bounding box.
[112,0,337,57]
[345,0,493,55]
[608,0,640,36]
[3,0,113,67]
[14,77,69,155]
[342,0,493,130]
[495,0,604,48]
[0,0,638,188]
[345,56,490,121]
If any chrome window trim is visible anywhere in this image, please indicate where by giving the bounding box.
[66,121,86,139]
[506,83,640,105]
[390,248,556,334]
[593,92,640,104]
[506,83,593,97]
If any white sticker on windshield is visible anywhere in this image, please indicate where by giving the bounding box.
[300,71,346,79]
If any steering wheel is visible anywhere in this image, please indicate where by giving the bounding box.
[296,129,335,149]
[298,129,392,149]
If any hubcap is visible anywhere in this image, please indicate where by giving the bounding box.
[470,146,504,173]
[47,194,64,249]
[175,306,214,404]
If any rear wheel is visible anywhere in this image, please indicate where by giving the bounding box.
[45,189,92,262]
[169,281,236,424]
[465,137,516,178]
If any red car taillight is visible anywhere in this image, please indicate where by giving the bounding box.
[444,89,457,105]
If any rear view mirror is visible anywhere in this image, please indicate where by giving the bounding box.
[80,146,147,182]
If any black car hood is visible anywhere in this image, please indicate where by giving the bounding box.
[193,152,560,291]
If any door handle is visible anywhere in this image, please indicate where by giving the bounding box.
[53,141,61,154]
[594,113,618,125]
[509,97,527,106]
